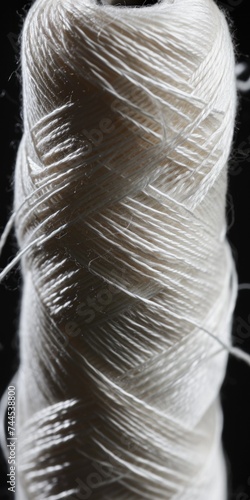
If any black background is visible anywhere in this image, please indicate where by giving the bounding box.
[0,0,250,498]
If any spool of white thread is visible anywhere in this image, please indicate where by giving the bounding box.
[1,0,248,498]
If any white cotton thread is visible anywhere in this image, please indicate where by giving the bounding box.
[0,0,247,498]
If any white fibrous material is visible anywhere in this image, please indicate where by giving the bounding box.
[5,0,247,497]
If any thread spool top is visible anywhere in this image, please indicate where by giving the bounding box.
[99,0,161,6]
[98,0,175,7]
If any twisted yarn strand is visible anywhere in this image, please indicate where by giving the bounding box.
[12,0,239,498]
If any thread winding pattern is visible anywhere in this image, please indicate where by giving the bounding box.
[13,0,238,498]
